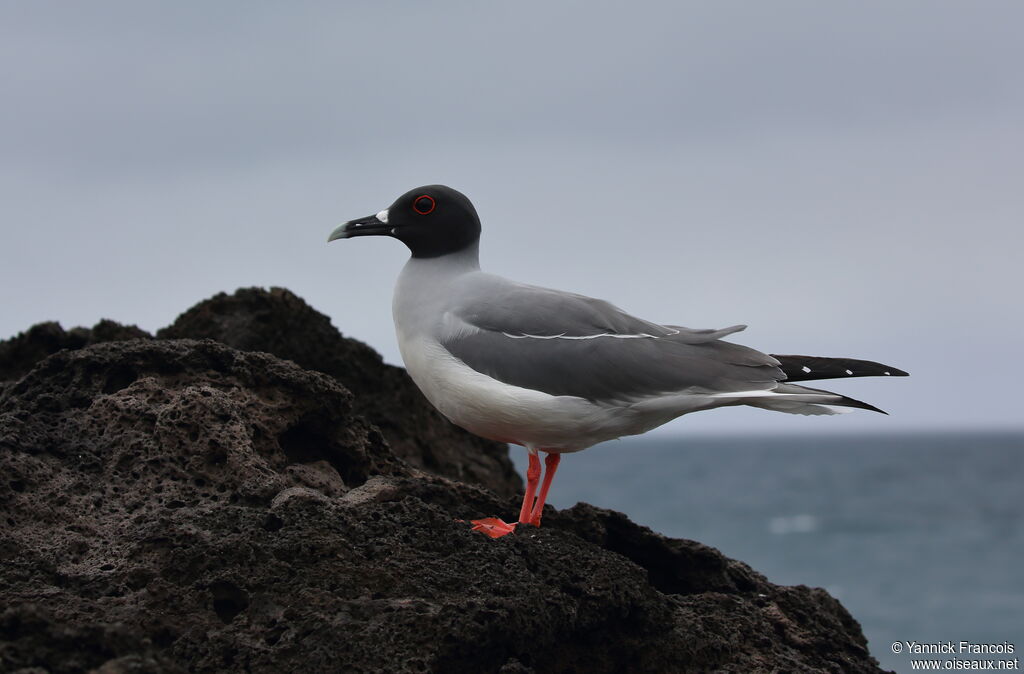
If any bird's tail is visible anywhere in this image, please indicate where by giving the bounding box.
[740,383,889,416]
[710,355,907,416]
[770,354,909,382]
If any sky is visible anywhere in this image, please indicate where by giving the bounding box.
[1,2,1021,435]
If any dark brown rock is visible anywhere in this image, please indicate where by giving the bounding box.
[0,288,520,498]
[0,319,151,382]
[0,337,888,673]
[157,287,521,497]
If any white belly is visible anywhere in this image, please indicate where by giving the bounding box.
[396,334,636,452]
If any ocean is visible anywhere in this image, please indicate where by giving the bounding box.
[511,431,1023,673]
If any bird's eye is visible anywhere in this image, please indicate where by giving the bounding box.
[412,195,436,215]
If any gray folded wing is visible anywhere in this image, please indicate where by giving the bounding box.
[439,279,783,402]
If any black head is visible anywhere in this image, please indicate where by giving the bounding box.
[328,185,481,258]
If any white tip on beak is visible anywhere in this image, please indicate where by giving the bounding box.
[327,223,350,242]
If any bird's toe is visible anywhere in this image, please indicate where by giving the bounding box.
[469,517,517,538]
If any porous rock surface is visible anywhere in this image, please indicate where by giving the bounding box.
[0,294,888,673]
[0,320,150,394]
[0,288,519,498]
[157,288,520,497]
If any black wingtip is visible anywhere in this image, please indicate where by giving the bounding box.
[771,355,909,383]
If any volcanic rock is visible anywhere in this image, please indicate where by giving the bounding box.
[0,288,519,498]
[0,319,150,382]
[157,287,520,497]
[0,299,889,673]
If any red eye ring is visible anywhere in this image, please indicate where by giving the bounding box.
[412,194,436,215]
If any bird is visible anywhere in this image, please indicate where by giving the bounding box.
[328,185,908,538]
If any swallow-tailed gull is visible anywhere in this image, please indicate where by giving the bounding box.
[328,185,908,538]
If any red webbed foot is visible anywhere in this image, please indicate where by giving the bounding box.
[469,517,517,538]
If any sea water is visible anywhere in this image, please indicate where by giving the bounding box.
[511,431,1024,672]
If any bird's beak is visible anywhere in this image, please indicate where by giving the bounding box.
[327,209,392,242]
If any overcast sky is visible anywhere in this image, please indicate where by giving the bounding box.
[1,2,1021,435]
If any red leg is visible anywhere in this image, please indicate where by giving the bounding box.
[470,451,542,539]
[527,453,561,527]
[517,452,542,524]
